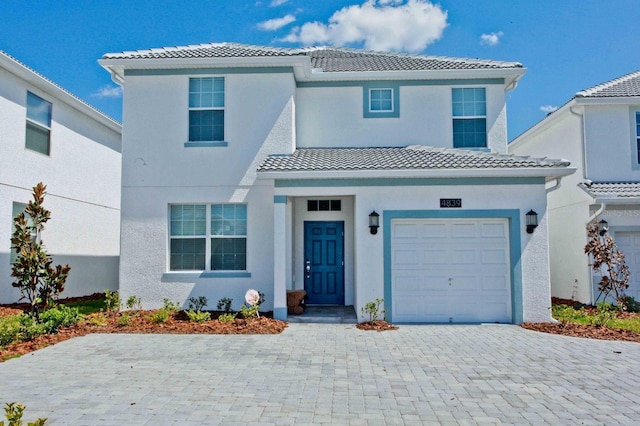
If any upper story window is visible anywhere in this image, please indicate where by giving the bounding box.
[636,112,640,164]
[188,77,225,142]
[169,203,247,272]
[363,83,400,118]
[26,92,52,155]
[369,88,393,112]
[452,88,487,148]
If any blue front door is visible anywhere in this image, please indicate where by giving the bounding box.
[304,221,344,305]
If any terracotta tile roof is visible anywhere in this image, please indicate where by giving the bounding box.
[576,70,640,98]
[258,146,569,172]
[579,182,640,198]
[102,42,523,72]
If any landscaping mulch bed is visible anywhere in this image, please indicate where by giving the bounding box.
[521,321,640,343]
[356,320,398,331]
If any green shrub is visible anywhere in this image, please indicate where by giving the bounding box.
[0,316,22,347]
[186,310,210,323]
[188,296,207,312]
[218,312,237,323]
[591,302,616,327]
[116,313,130,327]
[17,315,47,341]
[162,298,181,312]
[623,296,640,313]
[85,312,108,326]
[125,295,142,311]
[38,306,82,334]
[361,298,386,322]
[216,297,233,312]
[240,303,259,319]
[150,310,170,324]
[104,290,120,312]
[1,402,47,426]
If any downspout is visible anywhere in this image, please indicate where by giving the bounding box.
[586,201,606,304]
[545,177,562,194]
[109,69,124,86]
[569,104,588,179]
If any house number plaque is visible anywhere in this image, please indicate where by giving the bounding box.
[440,198,462,208]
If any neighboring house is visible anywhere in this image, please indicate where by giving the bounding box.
[510,70,640,304]
[100,43,573,323]
[0,51,122,304]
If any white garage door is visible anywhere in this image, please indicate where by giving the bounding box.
[613,231,640,301]
[391,218,512,323]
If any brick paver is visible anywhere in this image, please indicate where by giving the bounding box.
[1,324,640,424]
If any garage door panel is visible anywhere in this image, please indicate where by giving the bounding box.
[452,249,477,264]
[451,223,477,238]
[392,218,511,323]
[393,223,419,238]
[420,223,448,238]
[482,249,508,264]
[481,223,507,238]
[482,276,508,291]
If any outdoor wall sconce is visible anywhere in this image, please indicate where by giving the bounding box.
[526,210,538,234]
[369,210,380,235]
[598,219,609,236]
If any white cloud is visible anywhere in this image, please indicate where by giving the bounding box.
[258,14,296,31]
[281,0,448,52]
[270,0,289,6]
[480,31,504,46]
[93,85,122,99]
[540,105,559,113]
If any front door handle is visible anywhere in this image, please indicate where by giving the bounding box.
[305,259,311,279]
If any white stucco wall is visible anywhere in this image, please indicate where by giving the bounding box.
[584,104,640,182]
[119,71,296,310]
[276,180,553,323]
[296,84,509,153]
[0,64,121,303]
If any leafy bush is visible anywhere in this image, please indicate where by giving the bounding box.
[361,298,386,322]
[218,312,237,323]
[0,316,21,347]
[17,315,47,341]
[591,302,616,327]
[0,402,47,426]
[188,296,207,312]
[216,297,233,312]
[125,295,142,311]
[150,310,170,324]
[116,313,130,327]
[10,183,70,319]
[623,296,640,313]
[162,299,181,312]
[186,310,210,323]
[104,290,120,312]
[85,313,108,326]
[38,306,82,334]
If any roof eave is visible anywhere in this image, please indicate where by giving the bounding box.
[1,52,121,133]
[301,67,526,83]
[99,56,313,82]
[574,96,640,105]
[257,166,575,181]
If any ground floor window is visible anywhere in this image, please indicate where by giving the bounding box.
[169,203,247,271]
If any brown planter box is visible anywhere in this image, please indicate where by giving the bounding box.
[287,290,307,315]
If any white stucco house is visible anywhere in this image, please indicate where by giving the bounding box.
[0,51,122,303]
[510,70,640,304]
[100,42,573,323]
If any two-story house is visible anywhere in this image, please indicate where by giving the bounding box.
[0,51,122,304]
[511,71,640,305]
[100,43,573,323]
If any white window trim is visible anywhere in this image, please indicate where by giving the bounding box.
[368,88,394,113]
[168,203,247,273]
[25,91,52,155]
[186,76,227,146]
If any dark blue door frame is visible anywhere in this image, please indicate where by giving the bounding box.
[304,221,345,305]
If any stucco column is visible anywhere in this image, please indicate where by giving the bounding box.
[273,196,288,320]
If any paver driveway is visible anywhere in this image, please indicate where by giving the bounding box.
[1,324,640,425]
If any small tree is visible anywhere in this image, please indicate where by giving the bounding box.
[10,183,71,319]
[584,219,630,309]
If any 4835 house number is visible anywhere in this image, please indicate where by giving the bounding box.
[440,198,462,208]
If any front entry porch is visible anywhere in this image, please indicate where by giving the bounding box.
[286,305,357,324]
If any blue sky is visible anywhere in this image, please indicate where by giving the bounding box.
[1,0,638,139]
